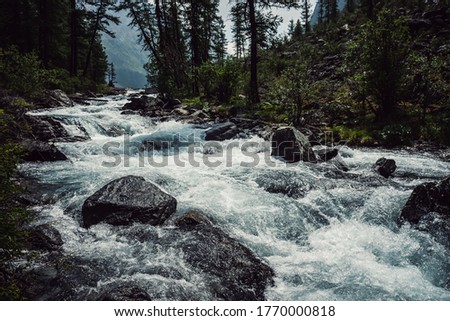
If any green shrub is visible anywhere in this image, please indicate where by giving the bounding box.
[268,62,312,126]
[333,125,376,146]
[0,105,30,300]
[348,9,410,121]
[0,47,53,98]
[379,124,413,147]
[197,59,242,103]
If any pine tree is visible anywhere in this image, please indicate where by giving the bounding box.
[0,0,112,91]
[231,3,247,59]
[318,0,324,24]
[233,0,298,104]
[288,19,303,41]
[82,0,119,77]
[301,0,311,33]
[70,0,79,76]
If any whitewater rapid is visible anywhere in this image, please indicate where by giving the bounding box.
[21,92,450,300]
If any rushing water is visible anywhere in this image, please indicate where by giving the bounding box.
[20,92,450,300]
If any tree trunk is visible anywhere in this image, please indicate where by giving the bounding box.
[83,1,103,78]
[190,1,201,96]
[69,0,78,76]
[367,0,374,20]
[38,0,49,67]
[249,0,260,104]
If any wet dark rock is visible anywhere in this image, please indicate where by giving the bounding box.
[124,96,164,111]
[24,115,89,142]
[205,122,240,141]
[19,254,102,300]
[163,99,182,110]
[16,175,56,206]
[98,284,152,301]
[176,211,274,301]
[400,176,450,225]
[108,87,127,96]
[175,211,212,228]
[417,212,450,248]
[21,139,68,162]
[36,90,73,109]
[374,158,397,178]
[26,224,63,252]
[144,88,158,95]
[82,176,177,228]
[314,146,339,162]
[271,127,317,163]
[24,115,69,141]
[183,110,211,124]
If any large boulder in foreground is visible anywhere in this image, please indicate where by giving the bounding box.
[175,211,274,301]
[271,127,317,163]
[82,176,177,228]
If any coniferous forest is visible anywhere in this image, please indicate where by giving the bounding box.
[1,0,450,302]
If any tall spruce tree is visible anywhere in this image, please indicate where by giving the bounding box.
[301,0,311,33]
[233,0,297,104]
[82,0,119,77]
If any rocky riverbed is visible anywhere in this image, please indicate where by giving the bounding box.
[9,90,450,301]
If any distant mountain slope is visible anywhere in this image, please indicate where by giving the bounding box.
[102,10,148,89]
[311,0,347,25]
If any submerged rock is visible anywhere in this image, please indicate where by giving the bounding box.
[205,122,240,141]
[271,127,317,163]
[175,211,274,301]
[98,284,152,301]
[21,139,68,162]
[374,157,397,178]
[82,176,177,228]
[254,171,316,198]
[314,146,339,162]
